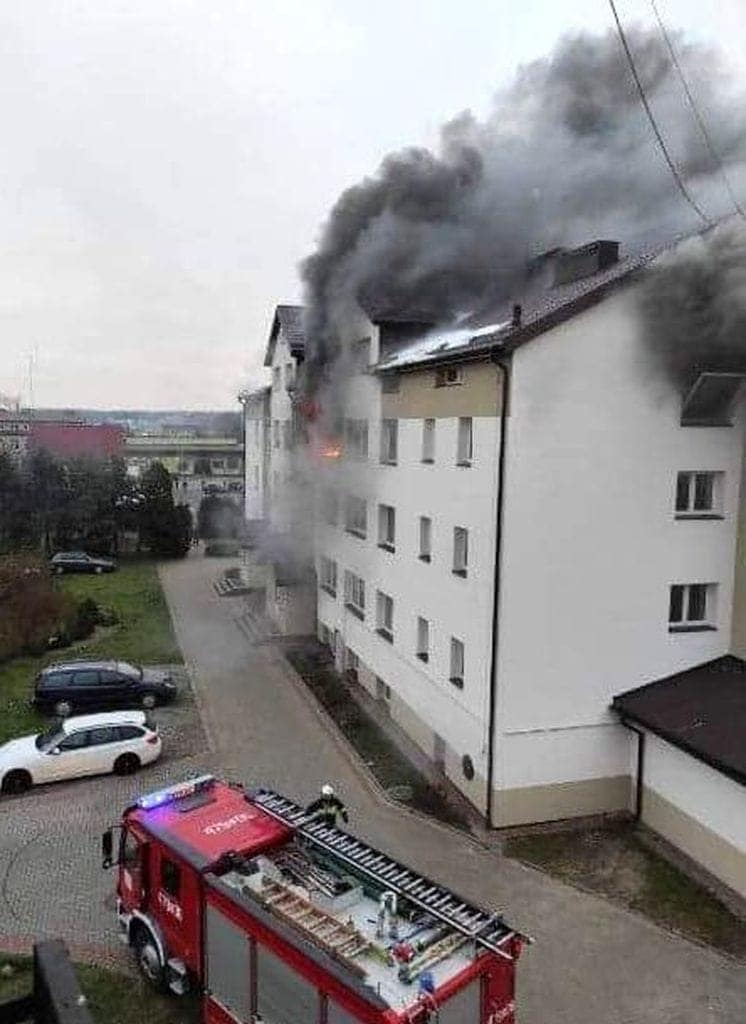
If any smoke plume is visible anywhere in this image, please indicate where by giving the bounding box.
[301,26,746,373]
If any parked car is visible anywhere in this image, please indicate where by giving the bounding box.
[0,711,161,794]
[33,660,177,716]
[50,551,117,575]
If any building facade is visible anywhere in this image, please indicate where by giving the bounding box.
[263,305,305,533]
[239,386,271,524]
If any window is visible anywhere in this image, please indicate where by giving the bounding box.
[675,471,723,518]
[345,419,368,460]
[381,375,400,394]
[450,638,465,688]
[419,516,432,562]
[319,556,338,597]
[457,417,473,465]
[100,670,125,684]
[122,829,140,868]
[352,338,371,371]
[58,730,90,751]
[421,419,435,463]
[344,571,365,619]
[72,670,100,687]
[453,527,468,576]
[86,727,117,746]
[668,583,717,632]
[116,725,144,741]
[376,591,394,642]
[344,495,367,538]
[161,857,181,897]
[380,419,398,464]
[416,617,429,662]
[344,647,359,683]
[273,367,281,388]
[435,365,463,387]
[322,488,338,526]
[378,504,396,551]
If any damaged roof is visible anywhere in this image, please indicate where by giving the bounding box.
[374,236,682,373]
[264,304,306,367]
[611,655,746,786]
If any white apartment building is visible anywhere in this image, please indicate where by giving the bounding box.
[253,237,746,899]
[239,386,270,523]
[263,304,305,532]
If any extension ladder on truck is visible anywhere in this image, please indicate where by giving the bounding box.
[251,788,517,961]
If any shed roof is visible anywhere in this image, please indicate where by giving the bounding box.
[263,304,306,366]
[611,655,746,786]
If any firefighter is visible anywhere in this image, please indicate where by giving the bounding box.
[305,784,348,828]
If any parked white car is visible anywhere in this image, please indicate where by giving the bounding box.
[0,711,162,795]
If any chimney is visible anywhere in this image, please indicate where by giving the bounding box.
[553,240,619,287]
[511,303,522,328]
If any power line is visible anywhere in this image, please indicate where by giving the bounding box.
[606,0,711,227]
[650,0,746,220]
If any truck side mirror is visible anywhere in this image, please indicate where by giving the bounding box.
[102,828,114,870]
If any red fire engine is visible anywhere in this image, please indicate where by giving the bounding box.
[101,776,525,1023]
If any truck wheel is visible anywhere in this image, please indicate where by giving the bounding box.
[133,930,165,989]
[114,753,141,776]
[2,770,32,795]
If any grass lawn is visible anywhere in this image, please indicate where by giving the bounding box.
[505,822,746,959]
[0,559,182,746]
[0,956,198,1024]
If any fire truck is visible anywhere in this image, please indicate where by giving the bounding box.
[101,776,525,1023]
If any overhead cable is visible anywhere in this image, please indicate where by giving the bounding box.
[607,0,711,227]
[650,0,746,220]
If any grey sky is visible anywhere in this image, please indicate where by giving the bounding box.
[2,0,744,410]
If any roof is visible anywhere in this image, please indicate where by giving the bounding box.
[133,779,290,870]
[30,422,124,458]
[375,235,684,373]
[611,655,746,786]
[263,304,306,367]
[62,710,147,731]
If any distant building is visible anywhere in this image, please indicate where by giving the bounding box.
[123,434,244,520]
[239,386,271,523]
[0,415,31,460]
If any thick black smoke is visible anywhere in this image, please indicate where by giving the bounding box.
[301,26,746,375]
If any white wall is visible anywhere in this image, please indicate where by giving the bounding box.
[268,331,300,531]
[316,335,500,803]
[494,286,745,804]
[243,395,268,521]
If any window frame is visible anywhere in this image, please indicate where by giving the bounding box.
[674,471,724,519]
[379,419,398,465]
[416,617,429,663]
[456,417,473,466]
[421,418,435,464]
[344,571,366,620]
[344,495,367,539]
[319,556,338,598]
[418,516,432,563]
[449,637,465,688]
[668,582,717,632]
[452,527,469,577]
[377,504,396,552]
[376,590,394,643]
[435,365,463,388]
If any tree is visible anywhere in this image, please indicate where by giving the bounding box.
[139,462,191,558]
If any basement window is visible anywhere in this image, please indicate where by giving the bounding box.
[668,583,717,632]
[681,373,745,427]
[674,471,724,519]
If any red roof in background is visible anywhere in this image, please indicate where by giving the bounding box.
[30,422,124,459]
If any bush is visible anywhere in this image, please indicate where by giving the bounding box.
[51,596,102,649]
[0,554,68,661]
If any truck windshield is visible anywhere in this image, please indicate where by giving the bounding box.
[35,727,64,751]
[118,662,143,680]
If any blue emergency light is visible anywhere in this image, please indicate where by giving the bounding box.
[137,774,216,810]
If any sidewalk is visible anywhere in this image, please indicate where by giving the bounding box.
[160,555,746,1024]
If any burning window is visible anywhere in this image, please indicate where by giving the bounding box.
[681,373,745,426]
[380,419,398,464]
[344,495,367,537]
[345,419,368,459]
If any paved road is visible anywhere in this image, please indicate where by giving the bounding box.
[158,555,746,1024]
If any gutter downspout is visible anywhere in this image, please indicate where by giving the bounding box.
[485,352,510,828]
